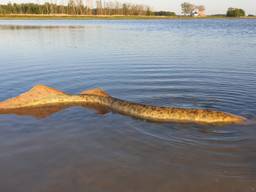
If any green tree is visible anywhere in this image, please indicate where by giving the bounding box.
[154,11,176,16]
[226,8,246,17]
[146,7,152,16]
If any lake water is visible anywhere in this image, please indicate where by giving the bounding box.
[0,19,256,192]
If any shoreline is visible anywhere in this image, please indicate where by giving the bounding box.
[0,14,256,20]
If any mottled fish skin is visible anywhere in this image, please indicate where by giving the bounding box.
[99,97,246,124]
[0,85,246,124]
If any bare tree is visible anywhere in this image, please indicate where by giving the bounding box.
[181,2,194,16]
[96,0,102,15]
[197,5,205,12]
[68,0,76,15]
[76,0,84,15]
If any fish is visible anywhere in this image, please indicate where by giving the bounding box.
[0,84,246,124]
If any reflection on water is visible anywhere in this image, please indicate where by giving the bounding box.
[0,25,87,30]
[0,104,110,119]
[0,19,256,192]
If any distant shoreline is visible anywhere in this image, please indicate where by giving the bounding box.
[0,14,256,20]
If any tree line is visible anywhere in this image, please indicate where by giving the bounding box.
[0,1,250,17]
[181,2,250,17]
[0,1,175,16]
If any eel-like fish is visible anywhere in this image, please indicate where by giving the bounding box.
[0,84,246,124]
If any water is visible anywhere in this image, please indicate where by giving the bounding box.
[0,19,256,192]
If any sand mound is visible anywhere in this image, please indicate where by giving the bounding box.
[0,84,65,109]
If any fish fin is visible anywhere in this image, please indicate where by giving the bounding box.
[80,88,110,97]
[0,84,66,109]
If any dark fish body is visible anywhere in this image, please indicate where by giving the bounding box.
[95,97,245,124]
[0,85,246,124]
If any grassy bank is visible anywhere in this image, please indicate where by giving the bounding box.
[0,14,256,20]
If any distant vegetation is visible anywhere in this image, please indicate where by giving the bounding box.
[0,1,177,16]
[226,8,246,17]
[0,1,254,18]
[181,2,205,16]
[153,11,176,16]
[0,2,150,15]
[209,14,226,17]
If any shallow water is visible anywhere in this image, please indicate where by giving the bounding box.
[0,19,256,192]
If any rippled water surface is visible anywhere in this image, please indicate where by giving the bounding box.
[0,19,256,192]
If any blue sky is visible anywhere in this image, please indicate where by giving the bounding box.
[1,0,256,15]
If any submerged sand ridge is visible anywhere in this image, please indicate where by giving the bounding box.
[0,84,246,124]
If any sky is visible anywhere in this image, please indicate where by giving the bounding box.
[1,0,256,15]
